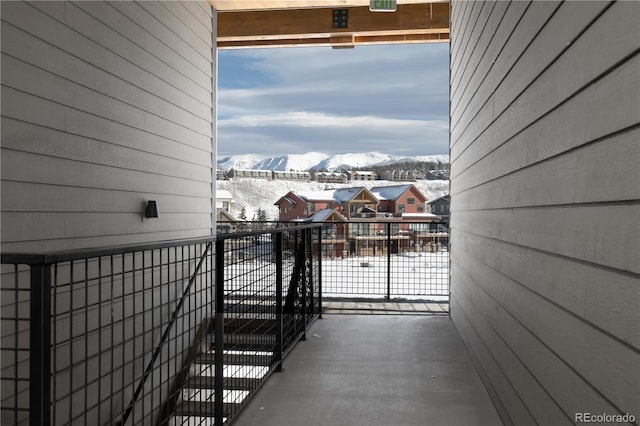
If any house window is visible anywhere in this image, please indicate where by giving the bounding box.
[407,198,415,204]
[417,204,424,212]
[398,204,405,213]
[311,202,316,212]
[222,201,230,212]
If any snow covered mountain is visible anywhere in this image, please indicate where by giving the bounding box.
[312,152,393,171]
[253,152,329,171]
[216,154,268,171]
[217,152,448,172]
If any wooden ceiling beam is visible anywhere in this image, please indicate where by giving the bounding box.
[210,1,443,12]
[217,3,449,49]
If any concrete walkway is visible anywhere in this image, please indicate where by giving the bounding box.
[234,315,502,426]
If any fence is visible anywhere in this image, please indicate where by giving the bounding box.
[217,220,449,299]
[319,221,449,299]
[0,224,321,426]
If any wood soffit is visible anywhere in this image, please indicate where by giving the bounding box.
[209,1,449,49]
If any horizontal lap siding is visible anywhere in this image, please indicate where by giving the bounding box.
[449,1,640,425]
[0,3,215,424]
[0,0,215,252]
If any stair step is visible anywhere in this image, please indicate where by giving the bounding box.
[222,304,278,315]
[181,387,250,404]
[210,333,276,352]
[171,415,222,426]
[223,318,278,334]
[213,333,276,343]
[195,351,273,366]
[184,376,262,391]
[174,401,236,418]
[191,363,270,379]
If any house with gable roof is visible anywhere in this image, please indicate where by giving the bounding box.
[290,208,349,257]
[370,184,428,217]
[274,187,378,221]
[216,189,234,213]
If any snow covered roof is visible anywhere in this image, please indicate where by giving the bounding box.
[296,187,373,203]
[297,190,336,202]
[370,184,413,201]
[231,168,272,173]
[334,187,368,202]
[314,171,346,176]
[217,189,233,200]
[402,213,439,219]
[309,208,347,222]
[216,208,238,221]
[427,194,450,204]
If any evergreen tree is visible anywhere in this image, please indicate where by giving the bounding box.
[239,206,247,220]
[256,208,268,222]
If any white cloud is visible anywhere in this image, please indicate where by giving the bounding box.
[218,43,449,156]
[219,111,446,130]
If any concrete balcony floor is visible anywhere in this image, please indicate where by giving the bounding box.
[234,314,502,426]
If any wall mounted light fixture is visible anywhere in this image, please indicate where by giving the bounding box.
[332,9,348,28]
[145,200,159,218]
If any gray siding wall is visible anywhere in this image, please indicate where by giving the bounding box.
[1,0,215,253]
[0,2,215,424]
[449,1,640,424]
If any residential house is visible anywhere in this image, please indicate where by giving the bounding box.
[425,169,449,180]
[370,184,428,216]
[350,170,377,181]
[274,187,379,221]
[311,171,348,184]
[216,208,239,233]
[427,194,450,225]
[272,170,311,181]
[216,189,234,213]
[290,208,349,258]
[379,169,397,181]
[226,169,272,179]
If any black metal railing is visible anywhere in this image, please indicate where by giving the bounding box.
[0,224,321,426]
[219,219,450,299]
[318,221,449,300]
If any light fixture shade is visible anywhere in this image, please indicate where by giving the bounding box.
[145,200,159,218]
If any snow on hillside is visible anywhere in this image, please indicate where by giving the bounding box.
[217,154,268,170]
[376,154,449,166]
[217,178,449,221]
[217,151,449,172]
[312,152,392,171]
[253,152,329,171]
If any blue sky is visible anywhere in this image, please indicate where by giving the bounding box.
[217,43,449,157]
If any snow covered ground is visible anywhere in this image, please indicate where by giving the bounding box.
[223,250,449,302]
[217,178,449,221]
[322,251,449,300]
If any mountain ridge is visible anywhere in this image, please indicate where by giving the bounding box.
[217,152,449,172]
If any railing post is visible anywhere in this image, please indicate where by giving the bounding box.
[274,233,284,372]
[30,264,52,426]
[300,230,307,341]
[214,239,225,426]
[317,228,323,319]
[386,222,391,299]
[308,229,314,318]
